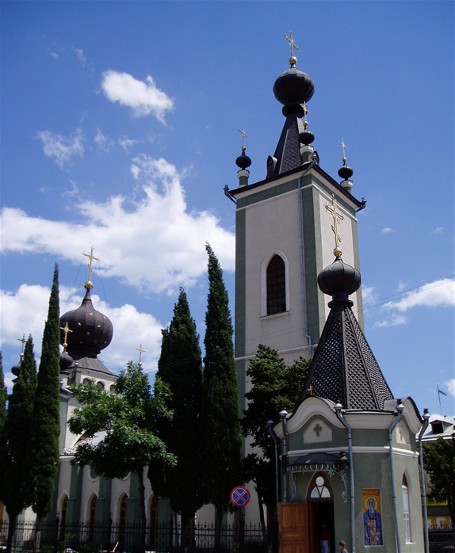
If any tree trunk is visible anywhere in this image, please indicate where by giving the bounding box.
[214,504,223,553]
[5,513,17,553]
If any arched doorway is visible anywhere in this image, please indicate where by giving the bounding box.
[308,473,334,553]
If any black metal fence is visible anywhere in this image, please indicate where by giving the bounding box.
[428,528,455,553]
[0,520,267,553]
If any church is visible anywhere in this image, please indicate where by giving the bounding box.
[6,38,427,553]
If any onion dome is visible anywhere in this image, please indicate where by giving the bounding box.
[338,162,353,181]
[236,147,252,170]
[318,256,361,303]
[273,56,314,116]
[60,282,113,358]
[11,357,22,377]
[59,350,74,371]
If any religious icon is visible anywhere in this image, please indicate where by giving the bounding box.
[362,488,383,545]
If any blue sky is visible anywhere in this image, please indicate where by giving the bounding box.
[1,1,454,416]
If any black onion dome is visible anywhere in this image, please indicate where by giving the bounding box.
[318,257,361,299]
[60,287,113,358]
[60,350,74,371]
[236,149,252,170]
[273,66,314,114]
[11,360,22,377]
[299,129,315,145]
[338,163,353,180]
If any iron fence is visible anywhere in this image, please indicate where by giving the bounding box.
[428,528,455,553]
[0,520,267,553]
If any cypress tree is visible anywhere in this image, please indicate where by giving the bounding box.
[149,288,203,546]
[27,264,61,520]
[200,244,242,549]
[0,337,37,553]
[0,353,6,433]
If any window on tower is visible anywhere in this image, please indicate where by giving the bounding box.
[266,254,286,315]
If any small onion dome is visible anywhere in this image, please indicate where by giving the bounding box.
[273,65,314,116]
[338,162,353,180]
[11,359,22,377]
[60,285,113,357]
[236,147,252,170]
[318,257,361,302]
[60,350,74,371]
[299,129,315,146]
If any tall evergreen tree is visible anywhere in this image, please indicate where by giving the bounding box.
[27,264,61,520]
[149,288,203,546]
[0,337,37,553]
[0,353,6,433]
[200,244,243,550]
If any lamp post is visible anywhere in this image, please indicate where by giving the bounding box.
[418,408,430,553]
[267,420,279,553]
[279,409,288,503]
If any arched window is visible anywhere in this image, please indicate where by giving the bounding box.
[88,494,97,542]
[96,381,105,390]
[82,378,91,384]
[309,474,332,499]
[402,475,412,542]
[59,495,69,541]
[266,254,286,315]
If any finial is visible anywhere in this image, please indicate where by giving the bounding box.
[83,246,99,289]
[325,195,344,258]
[60,321,73,350]
[239,128,247,152]
[284,32,299,66]
[17,334,26,354]
[338,138,354,191]
[340,138,347,164]
[136,344,145,365]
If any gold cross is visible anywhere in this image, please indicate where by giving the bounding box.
[325,195,344,257]
[136,344,146,364]
[284,32,299,56]
[238,128,247,150]
[60,322,73,349]
[17,334,26,353]
[83,246,99,283]
[340,138,347,162]
[307,384,314,396]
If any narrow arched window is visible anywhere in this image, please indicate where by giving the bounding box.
[267,254,286,315]
[402,476,412,542]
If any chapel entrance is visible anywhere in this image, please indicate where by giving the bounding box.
[308,473,335,553]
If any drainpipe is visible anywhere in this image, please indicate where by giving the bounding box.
[297,162,315,354]
[279,410,289,503]
[335,403,356,553]
[389,399,405,553]
[418,408,430,553]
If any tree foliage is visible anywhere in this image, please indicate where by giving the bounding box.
[149,288,203,539]
[200,244,243,547]
[0,337,37,552]
[69,362,176,535]
[27,265,61,519]
[424,435,455,526]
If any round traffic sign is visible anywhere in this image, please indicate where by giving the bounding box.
[230,486,251,507]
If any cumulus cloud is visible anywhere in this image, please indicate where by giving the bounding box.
[373,313,408,328]
[0,284,163,376]
[0,156,235,295]
[37,129,84,168]
[383,278,455,312]
[446,379,455,398]
[101,70,173,122]
[381,227,393,234]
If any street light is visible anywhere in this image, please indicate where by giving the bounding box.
[279,410,288,502]
[267,420,279,553]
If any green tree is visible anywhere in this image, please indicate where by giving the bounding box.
[69,362,176,550]
[149,288,203,546]
[200,244,243,551]
[242,345,310,540]
[0,353,6,433]
[27,265,61,521]
[424,435,455,526]
[0,337,37,553]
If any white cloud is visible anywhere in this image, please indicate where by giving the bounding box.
[37,129,84,168]
[446,379,455,398]
[0,156,235,295]
[374,313,408,328]
[381,227,393,234]
[101,70,173,122]
[361,286,376,305]
[383,278,455,312]
[74,47,87,67]
[0,284,163,376]
[432,226,444,234]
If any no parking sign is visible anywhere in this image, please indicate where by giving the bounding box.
[230,486,250,507]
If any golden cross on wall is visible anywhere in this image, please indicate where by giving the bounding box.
[83,246,100,283]
[284,32,299,56]
[136,344,146,364]
[325,194,344,257]
[60,322,73,349]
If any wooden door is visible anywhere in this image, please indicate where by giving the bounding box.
[278,502,311,553]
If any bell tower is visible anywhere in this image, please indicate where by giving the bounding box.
[227,38,365,401]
